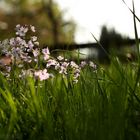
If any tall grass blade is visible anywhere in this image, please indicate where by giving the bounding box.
[122,0,140,23]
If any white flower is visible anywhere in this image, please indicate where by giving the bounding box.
[57,56,64,61]
[30,25,36,32]
[89,61,97,69]
[31,36,37,42]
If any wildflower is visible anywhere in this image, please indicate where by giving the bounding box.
[73,68,81,83]
[27,40,34,51]
[33,48,40,57]
[42,47,50,60]
[80,61,87,68]
[23,56,32,63]
[15,24,28,37]
[9,38,16,46]
[16,37,26,46]
[0,39,10,54]
[59,66,67,75]
[11,47,21,58]
[46,59,57,67]
[89,61,97,70]
[34,41,39,46]
[20,69,34,78]
[55,62,60,70]
[61,61,69,68]
[30,25,36,32]
[5,66,11,72]
[70,61,79,69]
[57,55,64,61]
[31,36,37,42]
[42,47,50,55]
[34,69,51,81]
[73,79,78,84]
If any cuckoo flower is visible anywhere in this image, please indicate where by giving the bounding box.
[34,69,51,81]
[42,47,50,60]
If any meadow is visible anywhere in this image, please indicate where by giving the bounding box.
[0,2,140,139]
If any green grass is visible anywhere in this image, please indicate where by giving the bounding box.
[0,1,140,139]
[0,58,140,140]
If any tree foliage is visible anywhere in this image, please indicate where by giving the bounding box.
[0,0,76,45]
[99,25,128,52]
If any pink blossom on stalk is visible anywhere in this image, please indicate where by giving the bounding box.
[15,24,28,37]
[23,56,32,63]
[34,69,51,81]
[70,61,79,69]
[46,59,57,67]
[15,24,20,30]
[59,66,67,75]
[27,40,34,51]
[42,47,50,60]
[80,61,87,68]
[42,47,50,55]
[58,61,69,74]
[9,38,16,46]
[5,66,11,72]
[33,48,40,57]
[61,62,69,68]
[73,68,81,83]
[89,61,97,70]
[55,63,60,70]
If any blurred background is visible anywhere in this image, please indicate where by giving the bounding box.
[0,0,76,45]
[0,0,140,63]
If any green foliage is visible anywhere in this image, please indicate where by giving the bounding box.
[0,58,140,139]
[0,1,140,139]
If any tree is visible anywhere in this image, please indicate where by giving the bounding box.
[99,25,127,52]
[99,25,129,63]
[0,0,76,45]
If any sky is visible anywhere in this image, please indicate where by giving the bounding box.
[55,0,140,43]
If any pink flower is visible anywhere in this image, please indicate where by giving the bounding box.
[28,40,34,50]
[33,48,39,57]
[42,48,50,60]
[70,61,79,69]
[42,47,50,55]
[46,59,57,67]
[15,25,28,37]
[61,62,69,68]
[43,54,50,60]
[80,61,87,68]
[59,66,67,75]
[34,69,50,81]
[9,38,16,46]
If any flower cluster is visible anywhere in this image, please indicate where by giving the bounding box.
[0,24,97,83]
[0,24,39,64]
